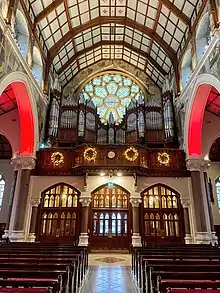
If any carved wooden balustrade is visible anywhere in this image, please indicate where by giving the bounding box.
[33,145,189,177]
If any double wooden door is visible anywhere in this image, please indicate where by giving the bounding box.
[90,184,130,250]
[37,183,81,244]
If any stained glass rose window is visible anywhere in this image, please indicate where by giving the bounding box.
[82,72,144,124]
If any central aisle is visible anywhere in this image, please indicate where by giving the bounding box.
[79,254,139,293]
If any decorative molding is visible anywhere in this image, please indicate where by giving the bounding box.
[186,158,210,172]
[11,156,36,171]
[181,198,190,208]
[195,232,211,244]
[184,234,193,244]
[10,230,25,242]
[130,197,142,207]
[78,233,89,246]
[27,233,36,242]
[79,197,91,207]
[30,198,40,206]
[131,233,142,247]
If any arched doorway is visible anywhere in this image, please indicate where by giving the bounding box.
[141,184,184,244]
[37,183,81,243]
[90,184,131,250]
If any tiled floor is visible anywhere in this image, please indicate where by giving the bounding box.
[79,254,139,293]
[89,253,132,266]
[79,266,139,293]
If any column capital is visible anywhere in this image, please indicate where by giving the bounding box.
[30,198,40,207]
[186,158,210,172]
[130,197,142,207]
[11,156,36,171]
[79,197,91,207]
[181,198,190,208]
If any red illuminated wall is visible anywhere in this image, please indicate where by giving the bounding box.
[0,82,35,156]
[188,84,219,157]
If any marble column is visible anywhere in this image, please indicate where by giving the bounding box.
[27,199,40,242]
[181,199,192,244]
[78,197,91,246]
[3,166,19,239]
[7,156,36,242]
[130,197,142,247]
[186,158,217,244]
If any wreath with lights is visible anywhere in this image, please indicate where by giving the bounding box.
[157,152,170,165]
[84,147,97,162]
[51,152,64,166]
[124,147,139,162]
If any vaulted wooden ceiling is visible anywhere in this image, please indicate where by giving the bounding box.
[23,0,204,88]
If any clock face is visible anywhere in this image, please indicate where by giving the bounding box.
[108,151,116,159]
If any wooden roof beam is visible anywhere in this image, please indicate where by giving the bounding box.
[159,0,190,26]
[62,58,162,89]
[35,0,64,25]
[57,40,168,76]
[48,16,177,65]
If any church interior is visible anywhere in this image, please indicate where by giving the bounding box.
[0,0,219,292]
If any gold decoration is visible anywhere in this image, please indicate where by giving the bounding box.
[51,152,64,166]
[124,147,139,162]
[158,152,170,165]
[84,147,97,161]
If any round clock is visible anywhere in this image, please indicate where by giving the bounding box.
[108,151,116,159]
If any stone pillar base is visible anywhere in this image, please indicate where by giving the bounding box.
[10,230,25,242]
[2,230,9,239]
[184,234,193,244]
[211,232,218,246]
[78,233,89,246]
[132,233,142,247]
[27,233,36,242]
[195,232,211,244]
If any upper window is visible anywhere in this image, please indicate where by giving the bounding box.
[82,72,144,124]
[215,178,220,207]
[0,174,5,208]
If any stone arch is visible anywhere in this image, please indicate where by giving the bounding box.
[184,74,220,158]
[0,72,39,156]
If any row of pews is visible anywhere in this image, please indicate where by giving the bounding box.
[0,242,88,293]
[132,244,220,293]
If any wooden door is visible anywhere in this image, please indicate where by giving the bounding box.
[141,184,184,245]
[90,184,130,250]
[37,183,81,244]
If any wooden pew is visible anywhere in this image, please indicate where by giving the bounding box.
[0,243,88,293]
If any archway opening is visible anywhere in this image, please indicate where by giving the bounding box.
[195,12,211,62]
[187,84,220,157]
[14,10,29,59]
[181,48,192,89]
[90,183,131,251]
[0,81,35,156]
[36,183,81,244]
[141,184,184,244]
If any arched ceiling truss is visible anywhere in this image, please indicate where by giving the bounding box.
[21,0,207,88]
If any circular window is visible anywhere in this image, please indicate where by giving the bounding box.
[82,72,144,124]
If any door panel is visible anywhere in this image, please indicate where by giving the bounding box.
[90,185,130,250]
[141,184,184,244]
[37,183,80,244]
